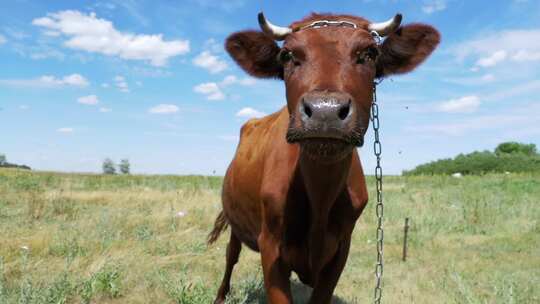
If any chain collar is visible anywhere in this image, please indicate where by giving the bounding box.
[297,20,358,31]
[371,76,384,304]
[370,30,382,45]
[295,21,384,48]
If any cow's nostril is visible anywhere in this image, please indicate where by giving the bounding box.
[303,101,313,118]
[338,102,351,120]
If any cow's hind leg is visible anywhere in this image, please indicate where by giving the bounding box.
[214,232,242,304]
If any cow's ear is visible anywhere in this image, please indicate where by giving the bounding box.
[225,30,283,79]
[376,24,440,77]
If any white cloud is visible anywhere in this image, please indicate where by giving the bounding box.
[511,49,540,62]
[203,38,222,53]
[422,0,446,14]
[93,2,116,10]
[129,66,172,78]
[43,30,61,37]
[194,75,257,101]
[57,127,74,133]
[221,75,237,86]
[148,104,179,114]
[193,74,258,101]
[454,29,540,68]
[221,75,256,86]
[192,0,246,12]
[0,34,6,45]
[99,107,112,113]
[443,73,495,86]
[19,105,29,110]
[436,95,480,113]
[77,95,99,105]
[481,74,495,82]
[32,10,190,66]
[484,79,540,101]
[193,51,227,74]
[62,74,90,86]
[194,82,225,100]
[3,28,29,40]
[113,75,129,93]
[110,0,149,26]
[0,73,89,88]
[29,49,65,60]
[236,107,266,119]
[407,114,532,136]
[239,78,257,86]
[475,50,507,67]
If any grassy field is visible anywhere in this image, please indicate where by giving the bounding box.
[0,168,539,303]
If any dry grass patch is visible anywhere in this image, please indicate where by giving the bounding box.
[0,169,538,303]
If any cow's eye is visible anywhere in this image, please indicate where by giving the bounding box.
[356,46,379,64]
[278,49,294,63]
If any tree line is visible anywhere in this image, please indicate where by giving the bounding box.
[0,153,131,174]
[0,153,31,170]
[102,158,130,175]
[404,142,540,175]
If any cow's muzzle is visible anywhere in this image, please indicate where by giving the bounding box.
[286,91,364,145]
[286,91,365,160]
[299,91,354,138]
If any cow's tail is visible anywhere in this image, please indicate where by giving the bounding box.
[207,210,229,245]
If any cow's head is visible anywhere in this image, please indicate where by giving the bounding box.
[226,12,440,162]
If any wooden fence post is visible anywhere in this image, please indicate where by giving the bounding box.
[402,217,410,262]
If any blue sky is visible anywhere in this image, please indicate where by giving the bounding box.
[0,0,539,175]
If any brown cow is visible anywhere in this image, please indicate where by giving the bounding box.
[208,12,440,304]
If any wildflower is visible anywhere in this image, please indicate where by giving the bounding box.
[175,211,186,218]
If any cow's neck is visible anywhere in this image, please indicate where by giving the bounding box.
[298,150,352,282]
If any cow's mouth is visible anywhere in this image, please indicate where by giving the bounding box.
[286,127,364,146]
[298,138,354,161]
[286,123,364,161]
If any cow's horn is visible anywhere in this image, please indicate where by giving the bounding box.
[258,12,292,41]
[368,14,403,37]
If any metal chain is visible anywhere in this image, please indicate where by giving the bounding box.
[371,81,384,304]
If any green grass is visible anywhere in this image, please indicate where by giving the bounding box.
[0,168,539,303]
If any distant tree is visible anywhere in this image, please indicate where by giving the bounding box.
[0,153,6,166]
[495,142,537,156]
[102,158,116,175]
[119,159,130,175]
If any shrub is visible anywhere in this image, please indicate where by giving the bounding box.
[79,264,122,303]
[404,142,540,175]
[102,158,116,175]
[119,159,130,175]
[495,142,537,156]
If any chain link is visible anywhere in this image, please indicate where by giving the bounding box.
[371,81,384,304]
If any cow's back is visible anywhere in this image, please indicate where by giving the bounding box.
[222,107,290,250]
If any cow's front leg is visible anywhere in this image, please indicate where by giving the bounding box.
[258,193,292,304]
[258,230,292,303]
[308,237,351,304]
[257,139,299,303]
